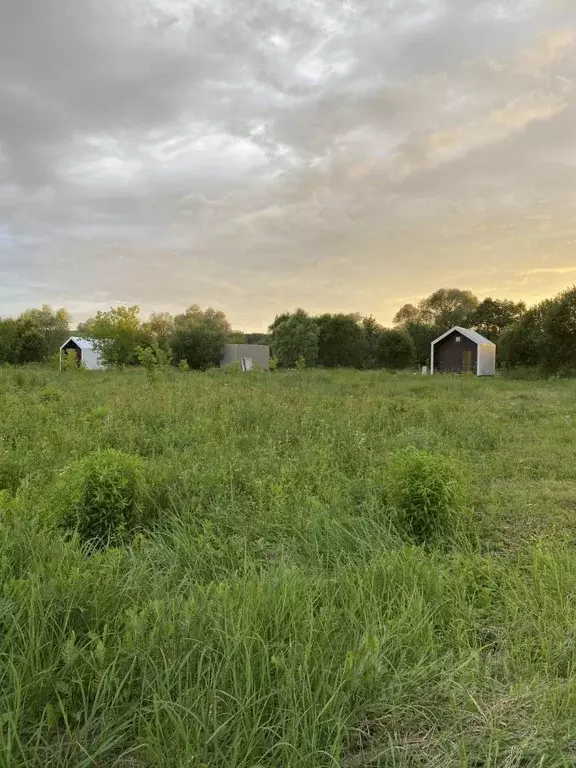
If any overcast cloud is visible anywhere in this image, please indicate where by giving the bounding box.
[1,0,576,328]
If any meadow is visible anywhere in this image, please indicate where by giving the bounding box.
[2,366,576,766]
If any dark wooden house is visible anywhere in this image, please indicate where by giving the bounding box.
[431,327,496,376]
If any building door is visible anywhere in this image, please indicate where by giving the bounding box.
[462,349,473,372]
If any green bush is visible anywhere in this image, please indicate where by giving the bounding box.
[385,448,466,543]
[55,449,151,547]
[40,385,64,403]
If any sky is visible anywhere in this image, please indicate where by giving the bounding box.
[1,0,576,330]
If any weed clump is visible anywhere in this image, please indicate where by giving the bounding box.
[385,448,466,543]
[40,385,64,403]
[55,449,151,548]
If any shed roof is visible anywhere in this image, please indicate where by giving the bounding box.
[60,336,97,351]
[431,326,495,347]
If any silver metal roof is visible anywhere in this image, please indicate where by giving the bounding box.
[431,326,495,346]
[60,336,96,351]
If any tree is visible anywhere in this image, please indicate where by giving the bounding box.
[0,319,19,364]
[469,298,526,342]
[393,303,421,326]
[362,315,384,369]
[498,300,551,368]
[269,309,319,368]
[169,305,232,370]
[394,288,479,331]
[80,305,142,367]
[12,328,49,364]
[541,287,576,373]
[18,305,71,353]
[174,305,231,335]
[376,329,416,369]
[170,327,225,370]
[403,322,440,367]
[418,288,479,329]
[245,333,270,345]
[315,313,368,368]
[141,312,175,350]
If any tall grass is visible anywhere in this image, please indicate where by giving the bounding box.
[2,367,576,765]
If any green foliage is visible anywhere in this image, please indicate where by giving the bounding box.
[174,304,231,335]
[315,313,368,368]
[469,297,526,342]
[498,300,552,369]
[60,348,80,371]
[222,360,242,374]
[395,288,479,330]
[177,358,190,372]
[542,286,576,374]
[169,305,231,370]
[385,448,466,543]
[141,311,175,349]
[402,321,439,366]
[18,304,71,353]
[0,306,71,365]
[80,304,143,367]
[0,318,20,363]
[360,315,382,368]
[376,328,416,369]
[170,327,226,370]
[2,368,576,764]
[269,308,319,368]
[40,385,64,403]
[136,342,172,378]
[54,449,150,547]
[229,329,247,343]
[12,327,49,364]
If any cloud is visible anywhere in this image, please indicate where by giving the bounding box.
[526,266,576,275]
[1,0,576,326]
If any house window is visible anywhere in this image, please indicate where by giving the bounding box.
[455,336,461,342]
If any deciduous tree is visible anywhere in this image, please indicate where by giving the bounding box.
[80,305,142,367]
[269,309,319,368]
[469,298,526,342]
[376,329,416,369]
[316,313,367,368]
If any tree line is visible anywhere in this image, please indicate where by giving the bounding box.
[1,285,576,372]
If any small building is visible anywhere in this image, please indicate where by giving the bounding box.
[431,327,496,376]
[59,337,104,370]
[221,344,270,370]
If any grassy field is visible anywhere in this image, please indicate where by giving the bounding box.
[2,367,576,767]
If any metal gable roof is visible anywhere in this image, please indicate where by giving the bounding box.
[431,326,495,347]
[60,336,97,351]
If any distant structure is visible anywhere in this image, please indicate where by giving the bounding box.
[221,344,270,371]
[59,337,104,370]
[431,327,496,376]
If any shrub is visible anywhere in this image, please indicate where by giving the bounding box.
[40,385,64,403]
[61,348,81,372]
[385,448,466,543]
[55,449,151,547]
[222,361,242,375]
[376,328,416,370]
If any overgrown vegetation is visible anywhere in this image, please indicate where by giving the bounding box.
[3,284,576,375]
[52,449,150,548]
[2,367,576,765]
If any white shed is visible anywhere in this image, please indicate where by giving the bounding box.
[431,327,496,376]
[59,337,104,370]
